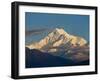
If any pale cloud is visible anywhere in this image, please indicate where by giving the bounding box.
[25,28,52,36]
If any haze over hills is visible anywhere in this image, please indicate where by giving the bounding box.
[26,47,89,68]
[26,47,76,68]
[26,28,87,51]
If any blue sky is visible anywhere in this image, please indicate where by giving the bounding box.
[25,12,89,44]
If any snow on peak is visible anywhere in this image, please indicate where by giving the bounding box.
[53,28,69,35]
[26,28,87,50]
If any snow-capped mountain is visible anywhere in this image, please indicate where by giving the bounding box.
[26,28,87,52]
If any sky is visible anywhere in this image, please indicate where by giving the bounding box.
[25,12,89,45]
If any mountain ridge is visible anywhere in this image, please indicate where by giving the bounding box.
[26,28,87,52]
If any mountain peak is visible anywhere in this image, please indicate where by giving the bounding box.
[53,28,69,36]
[55,28,64,31]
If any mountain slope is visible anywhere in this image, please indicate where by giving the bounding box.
[26,28,87,52]
[25,47,89,68]
[26,47,76,68]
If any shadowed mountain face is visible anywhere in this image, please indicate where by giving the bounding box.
[25,47,89,68]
